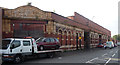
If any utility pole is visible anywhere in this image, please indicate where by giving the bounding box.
[92,16,95,21]
[0,7,2,65]
[0,8,2,48]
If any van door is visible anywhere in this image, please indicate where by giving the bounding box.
[10,40,22,54]
[84,32,90,49]
[22,40,32,54]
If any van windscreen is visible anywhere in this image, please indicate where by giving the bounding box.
[2,40,11,49]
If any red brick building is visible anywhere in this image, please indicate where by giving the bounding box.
[1,4,111,50]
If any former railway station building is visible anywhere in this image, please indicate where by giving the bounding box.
[0,4,111,50]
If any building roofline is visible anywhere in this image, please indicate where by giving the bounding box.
[74,12,111,33]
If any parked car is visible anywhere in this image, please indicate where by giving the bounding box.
[97,43,104,48]
[114,43,117,47]
[117,42,120,46]
[36,37,60,51]
[104,41,114,49]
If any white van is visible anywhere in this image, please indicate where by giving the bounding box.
[104,41,114,49]
[2,38,62,63]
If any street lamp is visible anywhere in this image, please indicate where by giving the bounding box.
[92,16,95,21]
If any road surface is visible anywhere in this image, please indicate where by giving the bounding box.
[2,46,120,65]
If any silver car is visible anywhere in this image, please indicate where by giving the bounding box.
[117,42,120,46]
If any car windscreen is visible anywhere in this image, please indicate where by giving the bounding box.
[36,38,44,43]
[2,39,11,49]
[54,38,59,42]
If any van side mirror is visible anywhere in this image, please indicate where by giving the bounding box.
[10,44,15,49]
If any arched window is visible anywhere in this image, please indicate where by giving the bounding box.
[64,31,67,45]
[68,31,71,45]
[59,30,62,45]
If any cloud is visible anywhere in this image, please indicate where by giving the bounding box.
[0,0,119,36]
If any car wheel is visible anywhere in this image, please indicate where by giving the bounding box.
[14,56,21,63]
[39,46,44,51]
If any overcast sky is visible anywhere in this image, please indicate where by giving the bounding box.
[0,0,119,36]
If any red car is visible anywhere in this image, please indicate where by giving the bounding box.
[97,43,104,48]
[36,37,60,51]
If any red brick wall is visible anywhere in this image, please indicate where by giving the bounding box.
[74,12,88,25]
[11,20,46,30]
[2,20,47,38]
[74,12,111,36]
[51,12,88,30]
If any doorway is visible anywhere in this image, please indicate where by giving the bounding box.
[79,33,82,49]
[99,35,102,44]
[84,32,90,49]
[76,33,79,50]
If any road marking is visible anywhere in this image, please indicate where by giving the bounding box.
[97,58,107,61]
[104,49,118,65]
[112,54,115,57]
[102,53,108,57]
[85,61,93,63]
[109,51,113,53]
[104,58,111,65]
[86,57,98,63]
[58,57,62,59]
[105,58,120,61]
[115,50,118,53]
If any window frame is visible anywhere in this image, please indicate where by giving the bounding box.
[49,38,55,42]
[10,40,21,49]
[44,38,50,42]
[23,41,31,46]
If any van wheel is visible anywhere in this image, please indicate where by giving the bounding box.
[39,46,44,51]
[14,56,21,63]
[105,47,107,49]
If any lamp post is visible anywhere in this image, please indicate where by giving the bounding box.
[92,16,95,21]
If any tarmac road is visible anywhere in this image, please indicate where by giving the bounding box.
[2,46,120,65]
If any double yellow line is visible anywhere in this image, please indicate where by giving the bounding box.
[105,58,120,61]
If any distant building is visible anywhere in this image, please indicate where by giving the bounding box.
[1,4,111,50]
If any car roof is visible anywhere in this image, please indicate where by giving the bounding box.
[37,37,57,39]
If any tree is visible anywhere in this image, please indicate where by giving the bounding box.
[112,34,120,41]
